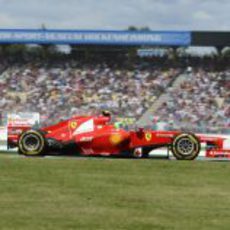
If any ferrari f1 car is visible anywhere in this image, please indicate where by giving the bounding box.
[8,112,230,160]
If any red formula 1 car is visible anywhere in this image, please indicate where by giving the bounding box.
[8,112,230,160]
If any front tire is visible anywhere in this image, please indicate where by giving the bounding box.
[18,130,46,156]
[171,133,200,160]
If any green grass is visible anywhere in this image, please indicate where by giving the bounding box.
[0,155,230,230]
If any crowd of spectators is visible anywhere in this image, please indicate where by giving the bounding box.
[0,60,178,126]
[154,69,230,133]
[0,51,229,133]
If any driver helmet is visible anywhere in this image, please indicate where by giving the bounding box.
[102,110,111,117]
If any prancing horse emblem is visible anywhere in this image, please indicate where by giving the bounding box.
[69,121,77,129]
[145,132,152,141]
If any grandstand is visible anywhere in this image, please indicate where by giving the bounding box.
[0,61,180,126]
[139,69,230,134]
[0,29,229,133]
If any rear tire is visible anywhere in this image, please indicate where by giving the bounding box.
[18,130,46,156]
[171,133,200,160]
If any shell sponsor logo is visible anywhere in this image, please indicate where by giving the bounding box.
[145,132,152,141]
[110,134,122,145]
[80,136,93,142]
[69,121,78,129]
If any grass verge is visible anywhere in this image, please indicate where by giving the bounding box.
[0,155,229,230]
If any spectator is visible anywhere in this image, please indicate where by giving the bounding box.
[155,70,230,133]
[0,60,179,126]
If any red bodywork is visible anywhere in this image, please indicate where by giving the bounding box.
[8,125,31,147]
[8,114,230,158]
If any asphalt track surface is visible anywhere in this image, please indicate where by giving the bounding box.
[0,151,229,161]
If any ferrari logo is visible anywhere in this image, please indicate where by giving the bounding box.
[69,121,78,129]
[145,132,152,141]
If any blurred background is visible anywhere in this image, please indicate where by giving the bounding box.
[0,0,229,134]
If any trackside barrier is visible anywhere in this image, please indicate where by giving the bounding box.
[7,112,40,127]
[0,127,7,151]
[0,112,40,152]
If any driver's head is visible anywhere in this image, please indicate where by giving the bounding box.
[102,110,111,117]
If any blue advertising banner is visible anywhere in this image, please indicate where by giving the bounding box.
[0,29,191,46]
